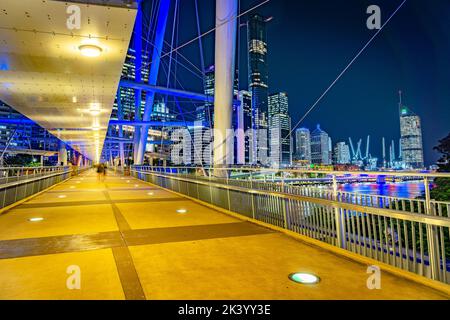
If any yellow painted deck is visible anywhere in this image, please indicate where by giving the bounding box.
[0,170,447,300]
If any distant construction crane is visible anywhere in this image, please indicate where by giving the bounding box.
[348,135,377,168]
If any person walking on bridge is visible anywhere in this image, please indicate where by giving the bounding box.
[96,163,105,182]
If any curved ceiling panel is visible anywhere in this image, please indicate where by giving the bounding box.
[0,0,137,162]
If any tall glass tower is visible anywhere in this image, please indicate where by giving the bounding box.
[268,92,291,167]
[194,65,239,165]
[295,128,311,163]
[247,14,269,164]
[311,124,331,165]
[399,92,424,169]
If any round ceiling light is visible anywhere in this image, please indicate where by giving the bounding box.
[79,44,103,57]
[288,273,320,285]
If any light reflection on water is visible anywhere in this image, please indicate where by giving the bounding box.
[338,181,427,198]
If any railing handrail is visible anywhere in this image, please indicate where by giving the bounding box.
[132,165,450,179]
[0,169,71,190]
[132,168,450,228]
[0,166,69,170]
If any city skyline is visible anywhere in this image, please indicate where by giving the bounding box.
[175,0,450,166]
[0,0,448,303]
[0,0,446,168]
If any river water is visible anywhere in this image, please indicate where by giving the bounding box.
[338,181,427,198]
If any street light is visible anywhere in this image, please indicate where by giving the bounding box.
[79,44,102,57]
[288,272,320,284]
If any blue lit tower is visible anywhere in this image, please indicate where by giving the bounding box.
[398,91,424,169]
[247,14,269,164]
[295,128,311,163]
[268,92,291,167]
[311,124,331,165]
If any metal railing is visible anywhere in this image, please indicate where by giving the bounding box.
[133,166,450,217]
[0,166,90,209]
[131,166,450,284]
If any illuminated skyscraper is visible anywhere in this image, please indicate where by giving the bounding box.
[196,65,216,123]
[334,141,351,164]
[295,128,311,163]
[399,91,424,169]
[247,14,269,164]
[193,65,239,165]
[113,48,149,121]
[196,65,239,123]
[236,90,253,164]
[311,124,331,165]
[268,92,291,167]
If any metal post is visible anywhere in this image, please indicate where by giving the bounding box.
[132,0,143,164]
[58,141,67,166]
[116,88,126,168]
[424,177,439,280]
[213,0,238,177]
[250,172,256,220]
[333,175,345,249]
[135,0,171,164]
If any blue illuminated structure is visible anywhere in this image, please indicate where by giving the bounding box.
[134,0,171,165]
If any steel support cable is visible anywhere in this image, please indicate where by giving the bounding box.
[151,45,205,168]
[156,51,208,169]
[140,36,204,80]
[135,0,271,76]
[195,0,207,92]
[283,0,408,143]
[158,0,179,162]
[163,40,205,171]
[142,0,158,60]
[165,0,179,92]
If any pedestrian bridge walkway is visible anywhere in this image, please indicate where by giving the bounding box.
[0,169,447,299]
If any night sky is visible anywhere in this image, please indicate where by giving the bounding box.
[147,0,450,165]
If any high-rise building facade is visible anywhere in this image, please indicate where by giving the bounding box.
[236,90,253,164]
[334,141,351,164]
[113,48,149,121]
[196,65,216,124]
[311,124,331,165]
[248,14,269,165]
[399,97,424,169]
[193,65,240,165]
[295,128,311,163]
[268,92,291,167]
[196,65,239,124]
[110,48,181,164]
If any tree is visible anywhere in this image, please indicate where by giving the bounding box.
[431,132,450,202]
[434,132,450,172]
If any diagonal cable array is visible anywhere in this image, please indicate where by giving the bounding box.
[283,0,408,143]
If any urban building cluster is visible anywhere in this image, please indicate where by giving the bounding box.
[294,94,425,170]
[0,12,426,170]
[191,14,293,168]
[109,13,295,168]
[0,101,60,165]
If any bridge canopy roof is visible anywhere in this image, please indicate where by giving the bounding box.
[0,0,136,161]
